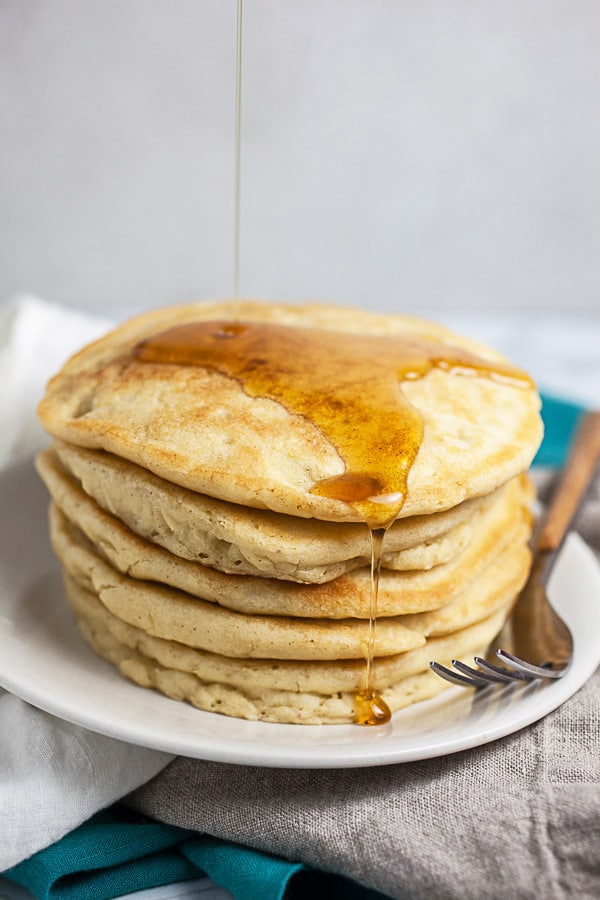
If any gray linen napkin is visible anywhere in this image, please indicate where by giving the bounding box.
[126,471,600,900]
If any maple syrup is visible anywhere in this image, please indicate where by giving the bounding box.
[135,319,532,725]
[354,526,392,726]
[232,0,243,308]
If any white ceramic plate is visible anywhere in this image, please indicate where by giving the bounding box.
[1,458,599,768]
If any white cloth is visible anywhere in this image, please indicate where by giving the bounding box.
[0,297,174,871]
[0,295,112,468]
[0,693,173,870]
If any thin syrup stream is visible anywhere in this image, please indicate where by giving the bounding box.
[228,2,388,724]
[232,0,243,305]
[226,2,391,724]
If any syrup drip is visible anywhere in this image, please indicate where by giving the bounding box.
[135,319,532,725]
[354,526,392,726]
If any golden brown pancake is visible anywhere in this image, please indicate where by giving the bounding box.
[44,461,532,619]
[64,572,514,724]
[37,300,543,522]
[47,442,490,582]
[50,501,529,661]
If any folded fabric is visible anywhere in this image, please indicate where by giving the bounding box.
[3,808,388,900]
[0,691,173,873]
[3,810,199,900]
[534,394,586,468]
[122,663,600,900]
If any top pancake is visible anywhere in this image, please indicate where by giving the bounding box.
[37,300,543,521]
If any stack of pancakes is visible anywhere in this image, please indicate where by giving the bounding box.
[36,301,543,725]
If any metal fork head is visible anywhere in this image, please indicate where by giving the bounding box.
[429,410,600,691]
[429,649,569,689]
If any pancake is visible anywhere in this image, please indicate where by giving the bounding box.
[38,446,509,612]
[64,573,514,724]
[49,442,488,582]
[37,300,543,522]
[50,501,529,660]
[36,299,542,725]
[44,458,532,618]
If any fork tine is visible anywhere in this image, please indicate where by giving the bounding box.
[429,654,540,689]
[473,656,533,683]
[429,661,485,687]
[496,649,568,680]
[429,651,564,690]
[450,659,508,685]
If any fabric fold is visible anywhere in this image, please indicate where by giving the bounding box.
[4,808,389,900]
[123,667,600,900]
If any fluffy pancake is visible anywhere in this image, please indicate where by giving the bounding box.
[48,442,487,582]
[44,452,532,618]
[38,447,472,584]
[64,573,514,724]
[50,501,529,660]
[37,300,543,522]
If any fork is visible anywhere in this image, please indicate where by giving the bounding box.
[430,410,600,688]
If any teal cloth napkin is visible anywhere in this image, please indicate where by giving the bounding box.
[3,807,388,900]
[533,393,585,467]
[2,393,587,900]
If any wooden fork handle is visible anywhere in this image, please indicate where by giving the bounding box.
[535,410,600,554]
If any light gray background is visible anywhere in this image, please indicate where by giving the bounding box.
[1,0,599,318]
